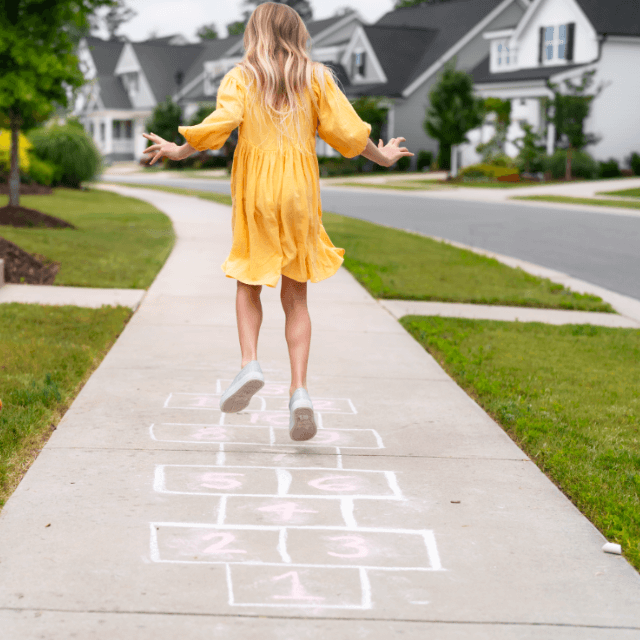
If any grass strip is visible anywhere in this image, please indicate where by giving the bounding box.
[0,188,175,288]
[596,187,640,198]
[107,182,611,312]
[401,316,640,572]
[511,195,640,210]
[333,179,583,190]
[0,303,132,508]
[321,212,612,312]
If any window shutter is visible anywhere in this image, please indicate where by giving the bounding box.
[566,22,575,61]
[539,26,544,64]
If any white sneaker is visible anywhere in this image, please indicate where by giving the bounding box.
[289,388,317,441]
[219,361,265,413]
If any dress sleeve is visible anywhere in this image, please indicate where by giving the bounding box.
[314,69,372,159]
[178,69,245,151]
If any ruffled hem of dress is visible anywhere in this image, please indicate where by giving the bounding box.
[221,252,344,288]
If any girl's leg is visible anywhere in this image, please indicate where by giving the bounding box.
[280,275,311,398]
[236,280,263,368]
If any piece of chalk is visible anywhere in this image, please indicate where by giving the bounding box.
[602,542,622,555]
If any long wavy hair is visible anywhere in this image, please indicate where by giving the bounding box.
[236,2,339,153]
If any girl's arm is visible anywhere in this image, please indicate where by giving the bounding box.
[142,133,198,165]
[360,137,414,168]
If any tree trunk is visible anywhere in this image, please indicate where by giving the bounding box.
[565,145,573,181]
[9,109,21,207]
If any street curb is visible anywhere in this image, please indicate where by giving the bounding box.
[413,232,640,325]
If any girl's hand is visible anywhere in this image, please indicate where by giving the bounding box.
[142,132,185,165]
[378,137,414,168]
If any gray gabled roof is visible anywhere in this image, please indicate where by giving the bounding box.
[179,35,244,90]
[84,36,126,75]
[131,42,205,104]
[375,0,509,91]
[575,0,640,37]
[470,54,589,84]
[306,14,348,38]
[96,75,131,109]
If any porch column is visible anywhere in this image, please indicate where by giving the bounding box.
[546,121,555,156]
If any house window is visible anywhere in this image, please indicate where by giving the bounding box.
[558,24,567,59]
[497,42,502,65]
[100,122,105,141]
[520,99,526,106]
[122,72,139,94]
[89,121,94,137]
[545,26,554,61]
[542,24,569,63]
[112,120,133,139]
[352,51,366,77]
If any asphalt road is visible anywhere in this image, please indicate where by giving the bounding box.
[102,174,640,300]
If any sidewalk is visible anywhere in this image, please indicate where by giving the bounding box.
[1,184,639,639]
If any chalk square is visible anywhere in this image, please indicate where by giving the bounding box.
[223,497,344,528]
[152,523,282,564]
[156,465,279,496]
[272,427,383,449]
[285,528,437,570]
[228,565,368,609]
[151,423,271,446]
[286,469,401,499]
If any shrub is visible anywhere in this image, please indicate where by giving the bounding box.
[625,151,640,176]
[458,163,519,180]
[489,153,517,168]
[28,125,102,188]
[417,150,433,171]
[196,154,229,170]
[598,158,622,178]
[396,156,411,172]
[546,148,598,180]
[23,155,62,186]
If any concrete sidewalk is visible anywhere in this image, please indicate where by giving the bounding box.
[1,185,639,639]
[0,283,146,309]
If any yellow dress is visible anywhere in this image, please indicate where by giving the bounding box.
[178,66,372,287]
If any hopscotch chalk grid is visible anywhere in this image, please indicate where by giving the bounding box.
[149,381,445,610]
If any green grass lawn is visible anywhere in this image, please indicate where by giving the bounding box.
[511,195,640,210]
[0,188,175,288]
[597,187,640,198]
[321,212,612,311]
[111,182,612,312]
[0,303,132,507]
[402,316,640,572]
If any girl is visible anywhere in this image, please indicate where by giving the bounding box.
[142,2,414,442]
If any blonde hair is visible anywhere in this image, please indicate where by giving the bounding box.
[236,2,339,154]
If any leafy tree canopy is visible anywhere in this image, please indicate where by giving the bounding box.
[196,22,219,40]
[0,0,116,130]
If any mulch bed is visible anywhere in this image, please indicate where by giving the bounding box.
[0,183,53,196]
[0,236,59,285]
[0,205,75,229]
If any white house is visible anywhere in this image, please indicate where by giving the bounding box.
[461,0,640,169]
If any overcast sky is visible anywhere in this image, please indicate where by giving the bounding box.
[96,0,396,42]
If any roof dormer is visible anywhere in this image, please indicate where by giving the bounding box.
[483,28,518,73]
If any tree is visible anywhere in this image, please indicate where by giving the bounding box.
[0,0,115,212]
[196,22,219,40]
[395,0,455,7]
[545,69,605,180]
[145,98,182,154]
[512,121,546,174]
[227,20,247,36]
[423,58,484,175]
[475,97,512,163]
[103,0,135,41]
